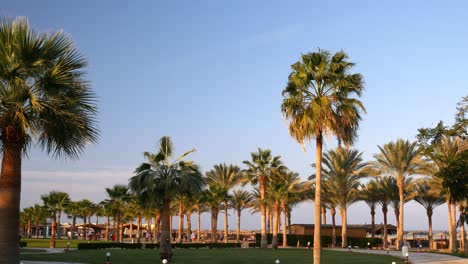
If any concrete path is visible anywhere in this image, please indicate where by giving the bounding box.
[329,248,468,264]
[21,248,85,264]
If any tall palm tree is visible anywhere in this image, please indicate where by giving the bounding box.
[229,190,253,243]
[369,139,424,250]
[0,17,98,263]
[414,179,445,250]
[129,136,204,260]
[365,177,392,248]
[30,204,47,238]
[203,185,227,243]
[99,200,114,241]
[360,182,380,239]
[65,201,81,239]
[41,191,70,248]
[312,147,367,248]
[22,207,33,238]
[243,148,283,249]
[205,163,242,243]
[281,49,365,264]
[105,184,131,243]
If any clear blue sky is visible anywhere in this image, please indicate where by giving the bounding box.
[3,0,467,230]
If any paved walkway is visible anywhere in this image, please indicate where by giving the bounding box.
[329,248,468,264]
[21,248,85,264]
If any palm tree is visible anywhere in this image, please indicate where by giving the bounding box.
[313,147,367,248]
[65,201,81,239]
[369,139,424,250]
[0,17,99,262]
[22,207,33,238]
[281,49,365,264]
[99,200,114,241]
[41,191,70,248]
[77,199,95,240]
[243,148,283,249]
[105,184,131,243]
[30,204,47,238]
[360,183,379,239]
[229,190,253,243]
[129,136,204,260]
[203,185,227,243]
[414,179,445,250]
[205,163,242,243]
[365,177,392,248]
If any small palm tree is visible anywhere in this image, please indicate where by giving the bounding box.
[312,147,367,248]
[129,136,204,260]
[203,185,227,243]
[65,201,81,239]
[229,190,253,243]
[281,49,365,264]
[0,17,98,263]
[369,139,424,249]
[360,183,380,239]
[105,184,131,243]
[77,199,95,240]
[205,163,242,243]
[243,148,283,248]
[41,191,71,248]
[30,204,47,238]
[414,179,445,250]
[22,207,33,238]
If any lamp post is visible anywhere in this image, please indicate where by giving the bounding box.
[275,260,280,264]
[386,247,390,255]
[162,259,168,264]
[405,252,409,263]
[419,244,422,252]
[367,242,370,249]
[66,241,70,252]
[105,252,111,264]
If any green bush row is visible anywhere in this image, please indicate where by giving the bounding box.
[253,233,383,248]
[78,242,252,250]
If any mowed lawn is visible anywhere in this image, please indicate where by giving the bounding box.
[22,238,103,248]
[21,248,404,264]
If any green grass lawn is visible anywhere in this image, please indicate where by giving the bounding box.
[22,238,102,248]
[21,248,404,264]
[20,248,47,253]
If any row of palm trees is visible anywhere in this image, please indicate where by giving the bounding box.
[20,137,467,256]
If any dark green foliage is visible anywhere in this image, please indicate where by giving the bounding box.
[436,150,468,202]
[19,241,27,248]
[77,243,142,250]
[254,234,382,248]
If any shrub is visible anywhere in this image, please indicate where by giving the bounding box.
[77,243,142,250]
[19,241,27,248]
[254,233,383,248]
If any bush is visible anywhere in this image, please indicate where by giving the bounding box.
[19,241,27,248]
[77,242,243,250]
[254,233,382,248]
[77,243,142,250]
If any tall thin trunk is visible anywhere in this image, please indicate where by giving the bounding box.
[197,205,201,241]
[260,177,267,249]
[272,203,280,248]
[35,221,39,238]
[287,208,292,234]
[129,219,134,243]
[0,140,23,264]
[50,212,57,248]
[427,209,433,250]
[146,217,152,242]
[371,207,375,239]
[460,220,466,252]
[83,215,88,240]
[160,198,172,260]
[341,207,348,248]
[155,212,161,242]
[117,211,122,243]
[57,211,62,237]
[382,204,388,249]
[282,205,288,247]
[447,197,453,251]
[177,202,184,243]
[137,214,141,243]
[266,208,270,234]
[331,207,336,248]
[450,202,458,253]
[105,215,109,241]
[236,210,241,243]
[169,215,173,241]
[224,201,228,243]
[27,219,31,238]
[313,133,323,264]
[322,206,327,225]
[397,178,404,250]
[72,215,77,239]
[211,208,218,243]
[186,211,192,242]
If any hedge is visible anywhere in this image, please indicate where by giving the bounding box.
[254,233,383,248]
[19,241,27,248]
[78,242,244,250]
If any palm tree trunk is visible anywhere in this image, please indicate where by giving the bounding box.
[105,215,109,241]
[447,197,453,251]
[427,210,433,250]
[237,210,241,244]
[224,201,228,243]
[160,198,172,260]
[155,212,161,242]
[27,219,31,238]
[397,179,404,250]
[269,209,273,235]
[322,206,327,225]
[177,202,184,243]
[83,215,88,240]
[272,203,280,249]
[57,211,62,237]
[460,221,466,252]
[211,208,218,243]
[186,212,192,242]
[287,208,292,234]
[137,215,141,243]
[260,177,267,249]
[169,215,173,241]
[197,206,201,241]
[341,207,348,248]
[50,212,57,248]
[117,211,122,243]
[282,206,287,247]
[383,204,388,249]
[72,215,77,239]
[0,140,23,264]
[314,132,323,264]
[371,208,375,239]
[331,207,336,248]
[130,219,134,243]
[35,221,39,238]
[450,202,458,253]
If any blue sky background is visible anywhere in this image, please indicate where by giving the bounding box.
[2,1,467,231]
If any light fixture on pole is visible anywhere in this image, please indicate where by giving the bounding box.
[104,252,111,264]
